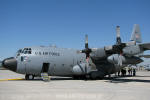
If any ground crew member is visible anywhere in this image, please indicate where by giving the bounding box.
[131,68,133,76]
[118,70,120,76]
[128,68,131,75]
[133,69,136,76]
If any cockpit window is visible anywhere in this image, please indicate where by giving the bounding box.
[16,48,32,57]
[16,49,22,57]
[24,51,28,54]
[28,51,31,54]
[22,48,32,54]
[18,49,22,53]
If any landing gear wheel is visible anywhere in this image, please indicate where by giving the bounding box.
[25,74,34,80]
[29,74,34,80]
[73,75,87,80]
[73,76,79,80]
[25,74,29,80]
[90,73,98,80]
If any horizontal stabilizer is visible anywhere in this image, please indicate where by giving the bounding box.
[139,43,150,50]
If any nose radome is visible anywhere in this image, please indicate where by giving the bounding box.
[2,57,17,72]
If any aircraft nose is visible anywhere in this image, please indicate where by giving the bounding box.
[2,57,17,72]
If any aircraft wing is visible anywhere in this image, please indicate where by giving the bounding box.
[139,55,150,58]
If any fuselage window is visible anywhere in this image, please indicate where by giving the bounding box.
[35,52,38,55]
[28,51,31,54]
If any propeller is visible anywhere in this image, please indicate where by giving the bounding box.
[81,35,92,61]
[112,26,126,66]
[113,26,126,53]
[116,26,121,45]
[108,26,126,66]
[80,35,97,74]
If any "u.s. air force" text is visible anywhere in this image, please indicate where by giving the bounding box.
[35,51,60,56]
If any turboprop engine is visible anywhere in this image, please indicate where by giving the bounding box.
[123,45,141,56]
[72,63,92,75]
[107,54,126,66]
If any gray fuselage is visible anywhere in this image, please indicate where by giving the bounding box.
[16,46,86,77]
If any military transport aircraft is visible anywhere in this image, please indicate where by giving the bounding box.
[2,24,150,80]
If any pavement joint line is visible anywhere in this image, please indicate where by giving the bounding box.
[0,78,24,81]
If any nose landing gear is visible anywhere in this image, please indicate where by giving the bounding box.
[25,74,34,80]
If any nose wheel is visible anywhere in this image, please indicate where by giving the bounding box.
[25,74,34,80]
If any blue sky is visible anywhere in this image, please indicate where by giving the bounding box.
[0,0,150,60]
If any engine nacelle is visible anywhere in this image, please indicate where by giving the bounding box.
[72,63,92,75]
[107,54,126,64]
[123,45,141,56]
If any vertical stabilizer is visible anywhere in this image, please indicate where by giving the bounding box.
[130,24,142,43]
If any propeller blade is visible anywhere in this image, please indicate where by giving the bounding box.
[116,26,120,38]
[85,34,88,49]
[118,54,122,66]
[81,34,92,59]
[116,26,122,45]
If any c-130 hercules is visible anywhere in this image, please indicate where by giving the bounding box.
[2,24,150,80]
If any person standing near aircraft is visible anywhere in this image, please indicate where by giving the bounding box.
[133,68,136,76]
[128,67,132,75]
[118,70,121,76]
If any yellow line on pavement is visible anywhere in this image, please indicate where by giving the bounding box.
[0,78,24,81]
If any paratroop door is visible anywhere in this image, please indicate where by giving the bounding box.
[41,63,49,73]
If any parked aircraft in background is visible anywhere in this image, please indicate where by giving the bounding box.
[141,64,150,71]
[2,24,150,80]
[0,61,2,68]
[145,65,150,71]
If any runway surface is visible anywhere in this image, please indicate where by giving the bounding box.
[0,70,150,100]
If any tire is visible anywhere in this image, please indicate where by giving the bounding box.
[25,74,29,80]
[29,74,34,80]
[73,75,86,80]
[90,73,97,80]
[73,75,81,80]
[25,74,34,80]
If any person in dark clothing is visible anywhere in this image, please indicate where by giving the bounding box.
[130,68,133,76]
[124,69,126,76]
[121,69,126,76]
[118,70,120,76]
[133,69,136,76]
[128,68,131,75]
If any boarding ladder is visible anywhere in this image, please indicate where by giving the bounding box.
[41,73,50,82]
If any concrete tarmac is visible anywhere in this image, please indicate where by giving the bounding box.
[0,70,150,100]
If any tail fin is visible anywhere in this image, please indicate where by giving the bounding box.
[130,24,142,43]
